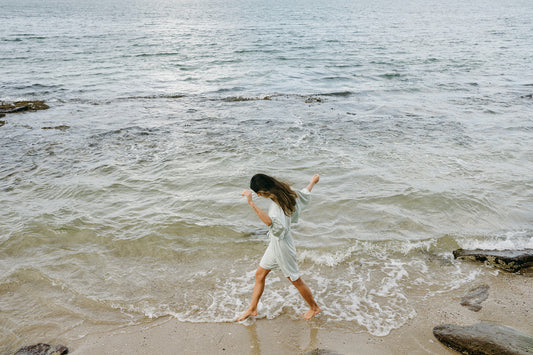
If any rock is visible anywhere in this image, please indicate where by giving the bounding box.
[460,284,489,312]
[303,349,340,355]
[222,96,255,102]
[305,96,323,103]
[14,343,68,355]
[49,345,68,355]
[14,343,50,355]
[453,249,533,273]
[0,100,50,114]
[3,105,29,113]
[0,120,5,127]
[42,125,70,131]
[433,323,533,355]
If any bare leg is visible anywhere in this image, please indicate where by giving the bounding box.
[290,277,321,320]
[236,266,270,322]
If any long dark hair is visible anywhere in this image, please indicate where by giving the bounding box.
[250,174,297,216]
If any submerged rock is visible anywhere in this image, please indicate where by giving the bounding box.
[42,125,70,131]
[221,96,256,102]
[0,100,49,114]
[14,343,68,355]
[305,96,323,103]
[453,249,533,273]
[460,284,490,312]
[433,323,533,355]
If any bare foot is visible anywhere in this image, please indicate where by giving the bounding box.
[303,307,321,320]
[236,309,257,322]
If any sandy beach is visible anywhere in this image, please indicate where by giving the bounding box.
[69,269,532,354]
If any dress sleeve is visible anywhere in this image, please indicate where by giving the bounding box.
[268,202,288,240]
[291,188,311,223]
[269,217,286,239]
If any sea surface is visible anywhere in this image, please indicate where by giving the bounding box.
[1,0,532,351]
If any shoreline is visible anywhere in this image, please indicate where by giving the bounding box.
[69,270,532,355]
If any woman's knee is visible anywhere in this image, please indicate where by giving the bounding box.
[290,277,303,286]
[255,267,269,281]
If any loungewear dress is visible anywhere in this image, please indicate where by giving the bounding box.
[259,188,311,281]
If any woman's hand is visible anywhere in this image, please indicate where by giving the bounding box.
[241,189,253,204]
[306,174,320,192]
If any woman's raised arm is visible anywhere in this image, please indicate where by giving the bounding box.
[305,174,320,192]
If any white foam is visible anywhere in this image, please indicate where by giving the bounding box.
[299,245,359,266]
[100,236,506,337]
[459,231,533,250]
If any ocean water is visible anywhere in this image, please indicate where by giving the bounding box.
[1,0,532,351]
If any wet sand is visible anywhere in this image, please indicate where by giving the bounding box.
[70,270,532,354]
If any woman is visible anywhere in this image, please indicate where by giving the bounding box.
[237,173,321,321]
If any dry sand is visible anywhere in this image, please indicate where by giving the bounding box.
[70,270,532,355]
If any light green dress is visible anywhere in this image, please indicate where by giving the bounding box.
[259,188,311,281]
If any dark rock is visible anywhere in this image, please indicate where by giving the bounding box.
[222,96,255,102]
[305,96,323,103]
[49,345,68,355]
[453,249,533,273]
[303,349,340,355]
[4,105,29,113]
[14,343,68,355]
[14,343,50,355]
[461,284,489,312]
[42,125,70,131]
[433,323,533,355]
[0,100,50,114]
[0,120,5,127]
[0,112,5,118]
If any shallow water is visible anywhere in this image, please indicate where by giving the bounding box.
[1,0,533,351]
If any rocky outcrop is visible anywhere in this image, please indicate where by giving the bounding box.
[0,100,71,132]
[0,101,50,128]
[0,101,49,114]
[460,284,489,312]
[14,343,68,355]
[433,323,533,355]
[453,249,533,273]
